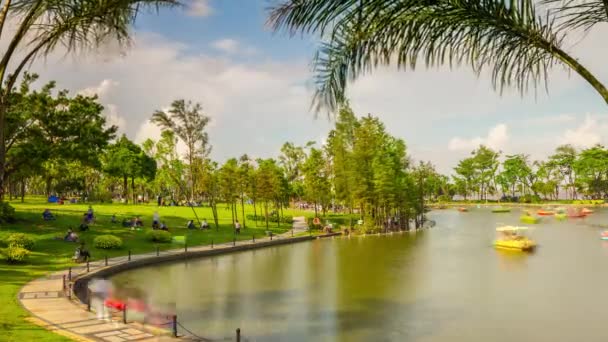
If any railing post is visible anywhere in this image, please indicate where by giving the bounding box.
[104,255,108,266]
[270,232,273,241]
[62,274,66,291]
[172,315,178,337]
[236,328,241,342]
[128,250,131,261]
[291,229,294,237]
[156,247,160,257]
[87,289,91,311]
[68,267,72,281]
[211,240,214,249]
[86,261,90,273]
[122,304,127,324]
[68,283,72,300]
[233,238,236,246]
[252,235,255,243]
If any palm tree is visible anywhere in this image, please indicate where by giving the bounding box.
[0,0,179,198]
[268,0,608,112]
[151,99,212,201]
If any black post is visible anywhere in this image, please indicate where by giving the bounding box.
[233,238,236,246]
[128,250,131,261]
[172,315,177,337]
[62,275,66,291]
[156,246,159,257]
[68,267,72,281]
[68,284,72,300]
[211,240,214,249]
[252,235,255,243]
[291,229,294,237]
[270,232,273,241]
[122,304,127,324]
[87,289,91,311]
[104,255,108,266]
[86,261,90,273]
[236,328,241,342]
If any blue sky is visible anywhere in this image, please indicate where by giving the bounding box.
[15,0,608,174]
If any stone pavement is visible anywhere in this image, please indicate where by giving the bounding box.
[291,216,308,234]
[18,226,313,341]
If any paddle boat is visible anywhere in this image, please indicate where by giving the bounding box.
[537,210,555,216]
[494,226,536,252]
[492,207,511,213]
[567,208,587,218]
[601,231,608,240]
[555,213,567,220]
[458,207,468,212]
[520,214,540,224]
[582,208,594,215]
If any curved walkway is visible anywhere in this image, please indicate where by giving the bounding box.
[19,220,313,342]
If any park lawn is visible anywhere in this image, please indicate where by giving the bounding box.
[0,198,299,341]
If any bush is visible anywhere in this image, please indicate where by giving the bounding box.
[0,202,15,223]
[519,194,541,204]
[146,230,172,243]
[2,246,30,263]
[93,235,123,249]
[6,233,35,250]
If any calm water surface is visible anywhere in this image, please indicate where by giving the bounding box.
[112,209,608,341]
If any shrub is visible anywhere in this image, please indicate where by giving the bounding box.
[146,230,172,243]
[94,235,123,249]
[519,194,541,204]
[6,233,35,250]
[2,246,30,263]
[0,202,15,223]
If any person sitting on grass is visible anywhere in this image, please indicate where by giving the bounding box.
[64,228,79,242]
[111,214,117,224]
[73,243,90,262]
[160,222,169,231]
[187,220,195,230]
[85,206,94,223]
[122,218,131,227]
[79,215,89,232]
[135,216,143,227]
[200,219,209,230]
[42,209,55,221]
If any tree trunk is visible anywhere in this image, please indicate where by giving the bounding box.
[230,200,235,227]
[264,201,269,230]
[20,177,25,202]
[211,198,219,231]
[241,195,246,229]
[131,176,136,204]
[123,175,128,204]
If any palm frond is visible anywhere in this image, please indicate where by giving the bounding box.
[271,0,602,113]
[542,0,608,31]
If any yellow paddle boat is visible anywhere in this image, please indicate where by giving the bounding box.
[494,226,536,252]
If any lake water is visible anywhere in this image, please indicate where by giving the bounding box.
[111,208,608,341]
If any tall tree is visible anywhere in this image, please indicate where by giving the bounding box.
[269,0,608,113]
[302,147,331,217]
[151,99,211,201]
[548,144,578,199]
[0,0,178,198]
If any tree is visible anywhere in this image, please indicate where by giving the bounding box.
[104,135,156,203]
[471,145,500,201]
[453,158,476,200]
[268,0,608,114]
[6,74,115,196]
[143,131,186,202]
[278,141,312,203]
[151,99,211,201]
[548,144,578,199]
[574,145,608,199]
[219,158,239,228]
[499,154,532,197]
[255,158,282,230]
[0,0,178,198]
[302,147,331,217]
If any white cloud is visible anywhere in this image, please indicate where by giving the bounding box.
[78,79,119,98]
[559,116,603,148]
[522,114,576,125]
[211,38,239,54]
[448,124,509,152]
[186,0,213,17]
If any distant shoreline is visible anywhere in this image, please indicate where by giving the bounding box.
[430,202,605,209]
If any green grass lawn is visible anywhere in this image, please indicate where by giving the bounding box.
[0,197,309,341]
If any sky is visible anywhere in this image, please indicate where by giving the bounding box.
[8,0,608,174]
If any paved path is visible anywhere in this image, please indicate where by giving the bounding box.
[19,232,305,342]
[292,216,308,234]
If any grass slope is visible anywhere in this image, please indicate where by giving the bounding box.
[0,197,305,341]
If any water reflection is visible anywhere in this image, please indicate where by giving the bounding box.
[112,209,608,341]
